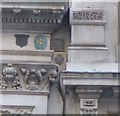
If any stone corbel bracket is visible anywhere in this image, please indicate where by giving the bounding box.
[0,63,59,91]
[70,8,106,26]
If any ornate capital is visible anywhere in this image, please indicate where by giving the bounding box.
[0,63,58,91]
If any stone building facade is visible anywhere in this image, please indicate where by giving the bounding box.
[0,0,119,115]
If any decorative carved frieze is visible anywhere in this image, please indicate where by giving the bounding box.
[76,88,103,99]
[73,11,103,20]
[0,63,58,91]
[70,8,106,25]
[0,105,35,115]
[2,23,57,33]
[2,5,68,33]
[76,88,103,94]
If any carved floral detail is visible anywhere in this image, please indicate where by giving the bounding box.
[21,68,47,91]
[0,63,58,91]
[0,64,21,90]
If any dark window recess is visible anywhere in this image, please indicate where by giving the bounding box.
[15,34,29,47]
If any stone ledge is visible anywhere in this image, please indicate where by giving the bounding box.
[0,90,49,96]
[66,63,118,73]
[61,71,119,86]
[0,50,54,57]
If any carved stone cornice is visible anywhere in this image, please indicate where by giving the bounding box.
[2,2,69,33]
[0,63,58,91]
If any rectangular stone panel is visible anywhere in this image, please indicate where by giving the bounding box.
[68,46,108,63]
[71,25,105,45]
[0,93,48,114]
[70,8,106,25]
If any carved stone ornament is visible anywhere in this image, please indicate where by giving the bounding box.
[21,68,47,91]
[70,8,106,25]
[0,63,58,91]
[0,64,21,90]
[80,99,98,115]
[0,105,35,115]
[47,69,58,82]
[0,109,33,115]
[73,10,103,20]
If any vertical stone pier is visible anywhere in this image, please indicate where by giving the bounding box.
[61,2,119,114]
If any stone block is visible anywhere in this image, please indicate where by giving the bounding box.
[68,46,108,63]
[71,25,105,45]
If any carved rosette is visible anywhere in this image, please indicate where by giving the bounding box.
[0,63,58,91]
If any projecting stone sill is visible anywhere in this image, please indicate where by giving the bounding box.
[61,71,119,86]
[66,63,118,73]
